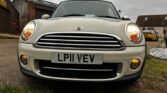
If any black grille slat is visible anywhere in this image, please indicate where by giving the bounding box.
[39,39,119,44]
[35,33,124,50]
[37,60,119,79]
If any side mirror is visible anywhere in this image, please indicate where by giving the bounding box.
[41,14,50,19]
[117,9,121,14]
[122,16,130,20]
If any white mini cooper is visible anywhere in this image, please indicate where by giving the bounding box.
[18,0,146,82]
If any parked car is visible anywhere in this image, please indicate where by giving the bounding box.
[143,29,159,41]
[18,0,146,83]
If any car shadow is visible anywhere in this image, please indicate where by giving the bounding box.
[26,79,137,93]
[145,39,159,42]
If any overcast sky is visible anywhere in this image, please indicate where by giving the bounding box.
[45,0,167,22]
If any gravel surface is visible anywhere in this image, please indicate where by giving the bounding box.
[0,39,34,86]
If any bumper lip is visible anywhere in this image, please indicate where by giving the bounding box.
[20,66,141,82]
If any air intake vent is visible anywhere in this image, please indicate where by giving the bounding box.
[35,33,124,50]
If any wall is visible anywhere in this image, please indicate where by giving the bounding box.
[13,0,28,31]
[10,4,19,34]
[13,0,28,18]
[0,7,10,33]
[154,27,164,38]
[13,1,55,31]
[0,0,19,34]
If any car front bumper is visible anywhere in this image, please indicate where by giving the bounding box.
[18,43,146,82]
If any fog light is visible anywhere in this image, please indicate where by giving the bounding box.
[20,55,28,65]
[130,59,141,69]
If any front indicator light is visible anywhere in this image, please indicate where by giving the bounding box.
[130,59,141,69]
[130,34,138,42]
[23,29,33,39]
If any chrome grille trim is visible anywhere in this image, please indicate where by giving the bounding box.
[36,42,121,47]
[44,35,115,39]
[34,32,125,50]
[43,66,114,72]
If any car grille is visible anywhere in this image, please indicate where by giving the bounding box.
[35,33,124,50]
[36,60,119,79]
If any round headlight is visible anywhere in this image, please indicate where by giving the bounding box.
[126,24,141,43]
[22,22,36,40]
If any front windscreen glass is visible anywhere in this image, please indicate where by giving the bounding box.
[52,1,120,19]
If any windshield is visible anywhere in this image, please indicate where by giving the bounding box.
[52,1,120,19]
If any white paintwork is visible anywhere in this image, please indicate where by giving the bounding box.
[18,1,146,81]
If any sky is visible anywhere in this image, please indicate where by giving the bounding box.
[45,0,167,22]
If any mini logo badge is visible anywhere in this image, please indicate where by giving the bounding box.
[75,27,83,31]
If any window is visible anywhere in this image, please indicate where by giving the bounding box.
[165,16,167,20]
[144,17,148,21]
[52,1,120,19]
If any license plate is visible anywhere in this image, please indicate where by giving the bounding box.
[51,53,102,64]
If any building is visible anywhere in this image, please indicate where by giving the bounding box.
[136,14,167,38]
[0,0,19,34]
[13,0,57,30]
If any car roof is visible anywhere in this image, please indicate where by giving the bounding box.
[67,0,104,1]
[61,0,110,3]
[143,30,154,32]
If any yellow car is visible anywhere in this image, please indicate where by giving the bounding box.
[143,30,159,41]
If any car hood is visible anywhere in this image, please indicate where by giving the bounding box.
[20,17,145,46]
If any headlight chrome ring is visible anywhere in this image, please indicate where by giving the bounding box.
[126,23,142,43]
[22,21,36,40]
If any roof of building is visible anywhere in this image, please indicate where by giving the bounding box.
[0,0,19,14]
[136,14,167,27]
[26,0,57,8]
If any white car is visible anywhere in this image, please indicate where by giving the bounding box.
[18,0,146,82]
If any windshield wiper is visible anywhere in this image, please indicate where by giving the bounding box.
[96,16,119,19]
[62,14,85,17]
